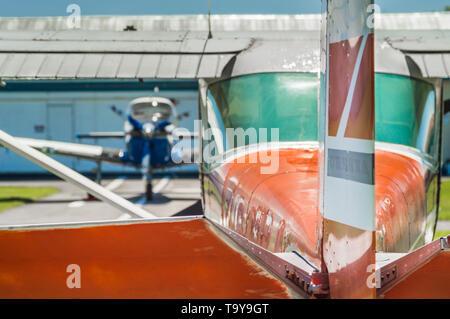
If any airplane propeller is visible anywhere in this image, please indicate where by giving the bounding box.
[110,105,125,119]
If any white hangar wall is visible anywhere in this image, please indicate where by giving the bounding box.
[0,80,199,174]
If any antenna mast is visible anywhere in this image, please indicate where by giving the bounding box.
[207,0,212,39]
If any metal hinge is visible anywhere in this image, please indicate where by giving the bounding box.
[284,265,329,297]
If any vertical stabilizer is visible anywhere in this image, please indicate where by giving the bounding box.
[319,0,376,298]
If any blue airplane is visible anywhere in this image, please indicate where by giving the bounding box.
[15,96,198,201]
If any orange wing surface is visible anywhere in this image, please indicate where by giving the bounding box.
[0,218,294,299]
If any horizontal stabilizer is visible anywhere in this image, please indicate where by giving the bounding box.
[0,218,298,298]
[376,235,450,298]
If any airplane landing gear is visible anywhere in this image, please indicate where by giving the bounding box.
[141,142,153,202]
[95,161,102,184]
[145,180,153,202]
[142,158,153,202]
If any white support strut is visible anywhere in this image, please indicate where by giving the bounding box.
[0,129,157,219]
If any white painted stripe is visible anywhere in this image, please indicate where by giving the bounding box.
[327,136,373,153]
[68,177,126,208]
[170,188,201,194]
[152,176,170,194]
[105,176,126,191]
[135,176,171,205]
[336,33,368,139]
[116,213,132,220]
[324,176,375,231]
[328,0,372,43]
[68,200,85,208]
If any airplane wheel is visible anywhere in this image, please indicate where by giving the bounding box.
[85,193,98,201]
[146,182,153,201]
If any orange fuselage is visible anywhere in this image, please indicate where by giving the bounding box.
[202,146,433,270]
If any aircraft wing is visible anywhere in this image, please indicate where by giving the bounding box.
[0,217,307,298]
[15,136,200,168]
[13,137,126,165]
[76,132,126,139]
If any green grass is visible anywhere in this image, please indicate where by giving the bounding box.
[434,230,450,240]
[0,186,59,213]
[439,180,450,220]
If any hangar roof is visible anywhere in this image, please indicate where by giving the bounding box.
[0,14,449,80]
[1,13,449,32]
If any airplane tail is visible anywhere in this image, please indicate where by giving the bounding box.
[319,0,449,299]
[319,0,376,298]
